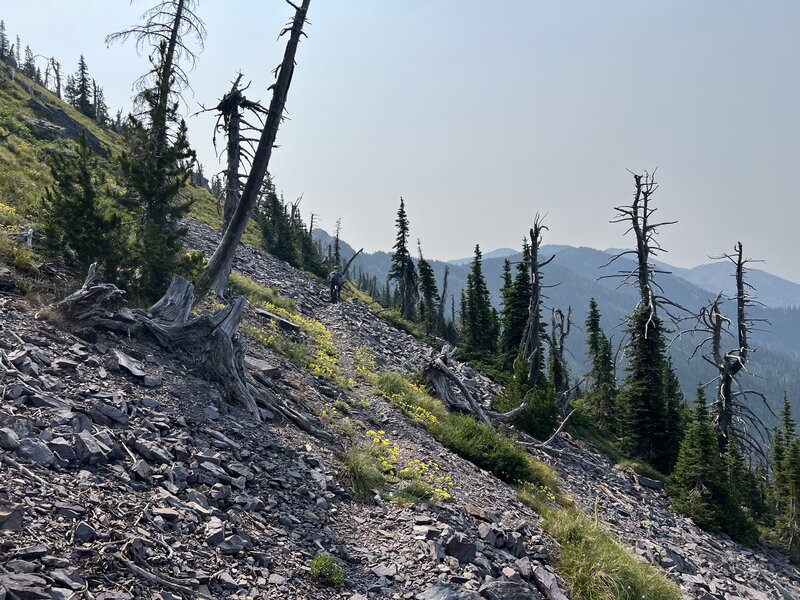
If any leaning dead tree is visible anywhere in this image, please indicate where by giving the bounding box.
[195,0,309,300]
[517,214,554,384]
[423,346,492,425]
[55,1,322,438]
[691,242,772,457]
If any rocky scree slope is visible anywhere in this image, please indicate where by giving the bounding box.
[0,217,794,599]
[185,219,800,600]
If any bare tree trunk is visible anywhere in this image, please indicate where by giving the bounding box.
[196,0,311,301]
[517,214,554,384]
[423,346,491,426]
[222,77,243,231]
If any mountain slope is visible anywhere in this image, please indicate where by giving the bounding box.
[324,232,800,430]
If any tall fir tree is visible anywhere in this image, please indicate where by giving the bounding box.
[387,198,418,321]
[668,386,757,544]
[106,0,205,300]
[584,298,616,431]
[23,45,36,80]
[417,242,439,335]
[255,179,297,265]
[662,358,686,474]
[70,55,94,118]
[617,305,669,470]
[0,21,9,61]
[461,244,497,358]
[499,241,532,368]
[40,132,124,277]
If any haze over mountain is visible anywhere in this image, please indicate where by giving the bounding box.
[316,228,800,429]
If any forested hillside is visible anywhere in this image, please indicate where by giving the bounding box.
[2,2,800,599]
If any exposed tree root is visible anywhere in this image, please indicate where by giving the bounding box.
[52,270,332,441]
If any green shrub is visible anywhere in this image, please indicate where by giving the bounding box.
[543,507,682,600]
[618,459,667,482]
[228,271,295,312]
[432,413,533,483]
[344,446,384,500]
[394,478,437,505]
[309,554,346,586]
[373,370,558,490]
[176,250,207,282]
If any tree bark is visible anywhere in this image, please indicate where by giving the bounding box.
[195,0,311,302]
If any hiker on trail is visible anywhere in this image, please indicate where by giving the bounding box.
[329,268,343,303]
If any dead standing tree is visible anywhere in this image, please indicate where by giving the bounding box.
[517,214,554,385]
[601,170,689,469]
[56,1,323,438]
[691,243,772,457]
[548,306,574,412]
[602,170,683,325]
[207,73,268,231]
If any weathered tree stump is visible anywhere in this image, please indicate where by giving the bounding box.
[51,271,331,441]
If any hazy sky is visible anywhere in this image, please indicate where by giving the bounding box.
[4,1,799,280]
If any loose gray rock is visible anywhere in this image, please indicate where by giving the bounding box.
[16,438,55,467]
[74,431,107,465]
[479,581,542,600]
[73,521,96,543]
[0,427,20,450]
[133,439,172,464]
[416,583,482,600]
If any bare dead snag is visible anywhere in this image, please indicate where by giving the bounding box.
[195,0,311,302]
[49,263,126,321]
[341,248,364,278]
[51,272,332,440]
[517,214,554,384]
[57,1,327,439]
[423,346,492,426]
[691,242,772,455]
[548,306,573,410]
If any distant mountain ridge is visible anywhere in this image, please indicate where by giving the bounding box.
[313,228,800,429]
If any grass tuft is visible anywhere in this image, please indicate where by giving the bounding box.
[309,554,346,586]
[344,446,384,500]
[373,370,559,490]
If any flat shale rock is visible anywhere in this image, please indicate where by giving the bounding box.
[16,438,55,467]
[0,427,20,450]
[416,583,482,600]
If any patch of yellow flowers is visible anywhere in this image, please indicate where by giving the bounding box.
[399,458,453,501]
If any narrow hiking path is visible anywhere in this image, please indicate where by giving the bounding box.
[180,218,800,599]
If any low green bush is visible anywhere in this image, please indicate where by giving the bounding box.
[344,446,384,500]
[373,370,558,490]
[309,554,346,586]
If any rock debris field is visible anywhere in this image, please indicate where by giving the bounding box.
[0,218,797,599]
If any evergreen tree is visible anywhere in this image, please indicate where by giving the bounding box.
[499,242,532,367]
[0,21,9,61]
[117,85,194,299]
[387,198,418,321]
[107,0,205,300]
[583,298,617,431]
[668,386,757,545]
[92,79,109,125]
[40,132,124,276]
[255,179,297,265]
[23,45,36,80]
[773,395,800,555]
[617,305,669,471]
[662,358,686,473]
[461,244,497,358]
[332,217,342,268]
[69,55,94,118]
[15,35,20,67]
[417,242,439,335]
